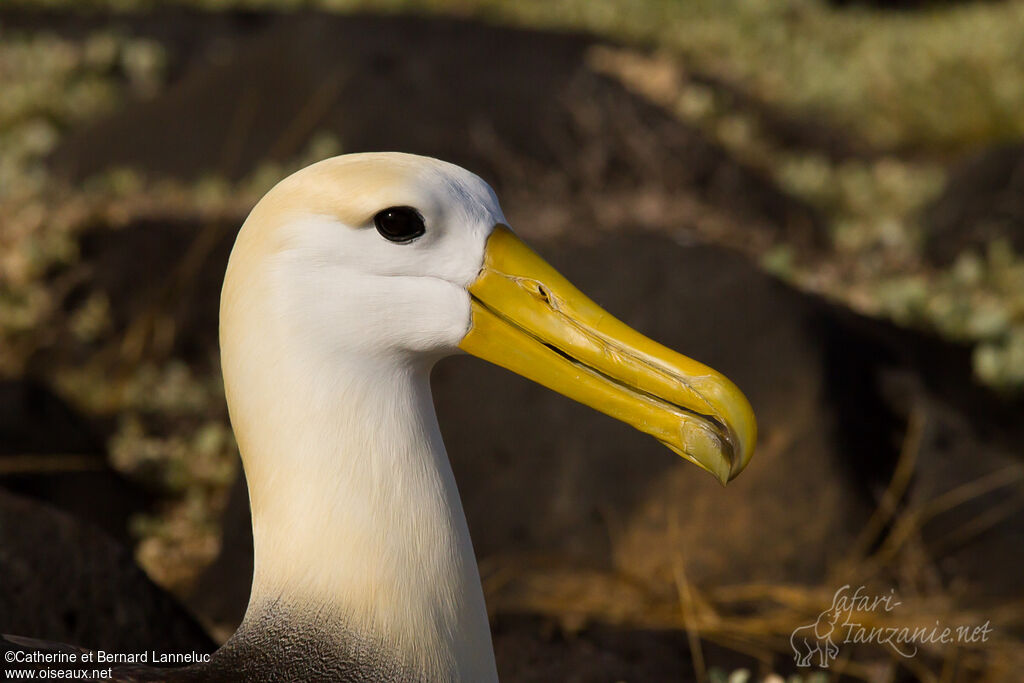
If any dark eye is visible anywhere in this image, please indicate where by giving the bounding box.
[373,206,425,243]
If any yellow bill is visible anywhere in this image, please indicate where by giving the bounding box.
[460,226,757,484]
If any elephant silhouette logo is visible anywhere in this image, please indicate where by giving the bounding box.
[790,600,843,668]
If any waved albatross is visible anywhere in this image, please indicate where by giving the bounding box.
[3,153,756,681]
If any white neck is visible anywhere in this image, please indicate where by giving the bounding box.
[224,348,497,680]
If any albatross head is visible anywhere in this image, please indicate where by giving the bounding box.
[217,152,756,680]
[222,152,755,483]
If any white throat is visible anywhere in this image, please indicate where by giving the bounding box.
[224,346,496,680]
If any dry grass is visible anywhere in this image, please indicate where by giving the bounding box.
[480,407,1024,681]
[481,491,1024,680]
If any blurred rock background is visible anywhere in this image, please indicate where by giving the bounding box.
[1,1,1023,681]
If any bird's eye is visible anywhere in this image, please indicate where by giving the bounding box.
[373,206,425,243]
